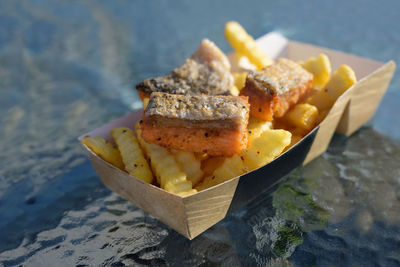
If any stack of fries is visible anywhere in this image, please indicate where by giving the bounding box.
[82,22,357,196]
[225,21,356,146]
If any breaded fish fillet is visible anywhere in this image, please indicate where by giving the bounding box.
[141,92,249,157]
[136,39,233,98]
[240,58,313,121]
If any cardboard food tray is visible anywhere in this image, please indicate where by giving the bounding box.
[79,32,396,240]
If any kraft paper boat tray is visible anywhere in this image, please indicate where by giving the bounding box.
[79,32,395,240]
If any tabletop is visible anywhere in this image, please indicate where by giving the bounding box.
[0,0,399,266]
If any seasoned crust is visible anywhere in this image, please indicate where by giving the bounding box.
[136,39,233,96]
[244,58,313,97]
[136,59,232,95]
[144,92,249,131]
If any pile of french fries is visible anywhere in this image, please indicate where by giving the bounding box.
[82,118,291,196]
[82,22,357,196]
[225,21,357,147]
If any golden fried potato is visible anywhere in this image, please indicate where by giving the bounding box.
[241,129,291,170]
[230,85,240,96]
[190,113,287,182]
[142,97,150,109]
[164,180,193,194]
[305,89,335,111]
[305,64,356,113]
[196,154,246,191]
[325,64,357,100]
[233,72,248,90]
[176,189,198,197]
[111,127,153,183]
[289,127,310,138]
[81,136,124,170]
[135,123,196,196]
[316,109,330,124]
[299,53,332,88]
[225,21,274,69]
[171,150,204,186]
[284,134,304,151]
[201,156,226,177]
[247,117,273,142]
[230,53,257,71]
[283,103,319,131]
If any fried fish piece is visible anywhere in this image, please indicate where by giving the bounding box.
[240,58,313,121]
[136,39,233,98]
[140,92,249,157]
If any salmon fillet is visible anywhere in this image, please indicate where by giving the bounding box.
[141,92,249,157]
[136,39,233,97]
[240,58,313,121]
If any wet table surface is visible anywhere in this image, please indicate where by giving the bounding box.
[1,1,400,266]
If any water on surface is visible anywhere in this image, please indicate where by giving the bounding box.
[0,0,400,266]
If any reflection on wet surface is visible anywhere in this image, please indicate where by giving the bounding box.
[0,0,399,266]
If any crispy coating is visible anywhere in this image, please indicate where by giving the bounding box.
[144,92,249,131]
[136,39,233,96]
[245,58,313,97]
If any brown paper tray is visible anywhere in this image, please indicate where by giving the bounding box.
[78,32,396,240]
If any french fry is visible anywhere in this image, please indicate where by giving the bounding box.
[81,136,124,170]
[225,21,274,69]
[164,180,193,194]
[201,156,226,177]
[316,109,330,124]
[306,64,356,112]
[230,53,257,71]
[299,53,332,89]
[248,117,272,142]
[284,134,304,151]
[197,116,290,190]
[241,129,291,170]
[135,123,196,195]
[325,64,357,100]
[196,154,246,191]
[171,150,204,186]
[111,127,153,183]
[305,89,335,111]
[142,97,150,109]
[290,127,309,138]
[230,85,240,96]
[176,189,198,197]
[282,103,319,131]
[233,72,248,90]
